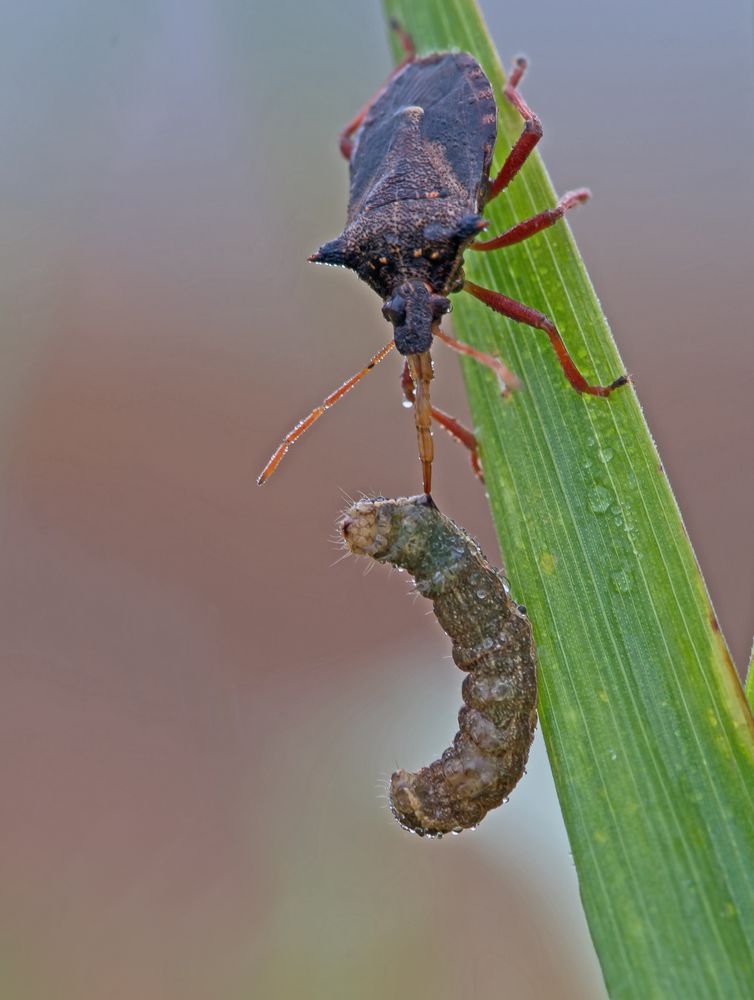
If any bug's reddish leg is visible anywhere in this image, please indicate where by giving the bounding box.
[388,17,415,58]
[405,351,434,495]
[338,22,416,160]
[487,57,542,203]
[401,361,484,481]
[472,189,591,252]
[463,281,630,397]
[257,340,395,485]
[434,327,520,395]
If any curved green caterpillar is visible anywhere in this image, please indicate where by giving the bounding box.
[340,495,537,837]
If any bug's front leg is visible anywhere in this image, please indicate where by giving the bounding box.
[463,281,630,397]
[434,327,519,396]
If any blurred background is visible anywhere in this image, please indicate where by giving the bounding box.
[0,1,752,997]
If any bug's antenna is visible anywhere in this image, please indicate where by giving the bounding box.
[257,340,395,485]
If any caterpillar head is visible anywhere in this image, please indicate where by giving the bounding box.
[340,494,437,561]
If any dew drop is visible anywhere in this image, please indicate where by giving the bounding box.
[401,399,413,409]
[612,568,631,593]
[598,447,614,464]
[588,484,611,513]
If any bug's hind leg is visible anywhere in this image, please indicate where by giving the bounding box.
[401,362,484,482]
[472,189,590,252]
[338,21,416,159]
[486,57,543,203]
[463,281,630,397]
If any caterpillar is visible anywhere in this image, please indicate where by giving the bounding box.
[340,495,537,837]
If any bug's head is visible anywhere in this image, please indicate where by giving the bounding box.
[382,281,450,356]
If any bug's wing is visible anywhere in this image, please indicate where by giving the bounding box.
[347,52,497,221]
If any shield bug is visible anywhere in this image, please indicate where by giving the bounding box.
[259,22,628,494]
[340,494,537,837]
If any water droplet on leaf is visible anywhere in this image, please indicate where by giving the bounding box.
[612,568,631,593]
[588,484,611,513]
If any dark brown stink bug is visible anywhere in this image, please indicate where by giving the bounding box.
[259,23,628,494]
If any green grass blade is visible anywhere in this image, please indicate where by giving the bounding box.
[382,2,754,995]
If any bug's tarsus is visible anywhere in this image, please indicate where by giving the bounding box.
[401,360,484,482]
[487,56,542,203]
[473,188,591,252]
[463,281,628,396]
[257,340,395,485]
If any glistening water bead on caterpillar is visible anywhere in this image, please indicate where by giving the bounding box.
[340,495,537,837]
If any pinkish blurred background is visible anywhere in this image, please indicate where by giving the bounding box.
[1,1,752,997]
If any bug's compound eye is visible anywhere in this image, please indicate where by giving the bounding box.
[382,293,406,326]
[431,294,451,319]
